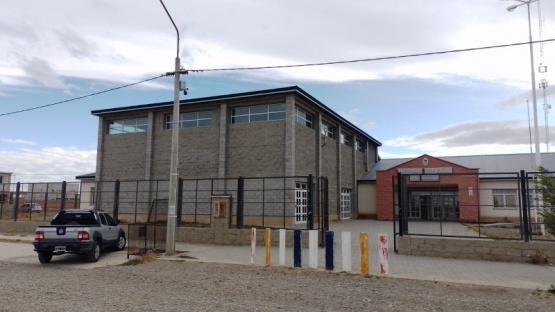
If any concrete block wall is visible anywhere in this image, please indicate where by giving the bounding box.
[398,236,555,264]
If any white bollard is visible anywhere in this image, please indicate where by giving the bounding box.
[341,232,352,272]
[250,228,256,265]
[378,233,389,276]
[279,229,286,266]
[308,230,318,269]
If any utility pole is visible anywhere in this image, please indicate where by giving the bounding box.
[159,0,184,256]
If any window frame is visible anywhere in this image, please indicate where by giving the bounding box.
[356,139,366,152]
[165,111,213,130]
[340,132,352,147]
[492,189,518,209]
[295,107,313,128]
[108,118,148,134]
[231,103,286,124]
[321,121,335,139]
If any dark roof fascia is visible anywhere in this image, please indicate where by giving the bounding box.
[90,86,381,146]
[75,173,95,180]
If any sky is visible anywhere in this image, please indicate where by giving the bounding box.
[1,0,555,182]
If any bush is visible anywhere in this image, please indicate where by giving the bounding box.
[536,167,555,236]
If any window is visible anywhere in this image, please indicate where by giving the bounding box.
[341,188,352,219]
[321,121,335,139]
[99,213,107,225]
[89,187,96,205]
[231,103,285,124]
[340,133,352,147]
[493,189,517,209]
[295,182,307,224]
[104,213,118,226]
[295,107,313,128]
[356,139,366,152]
[166,111,213,129]
[108,118,148,134]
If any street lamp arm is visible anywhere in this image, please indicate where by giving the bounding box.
[159,0,180,58]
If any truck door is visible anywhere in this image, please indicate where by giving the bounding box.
[99,213,118,244]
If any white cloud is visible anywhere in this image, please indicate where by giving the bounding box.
[0,147,96,183]
[1,139,36,146]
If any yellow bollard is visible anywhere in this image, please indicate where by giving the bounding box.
[359,232,369,275]
[265,228,271,266]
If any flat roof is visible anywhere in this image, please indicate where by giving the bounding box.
[91,86,381,146]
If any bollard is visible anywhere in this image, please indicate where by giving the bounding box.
[293,229,302,267]
[308,230,318,269]
[325,231,334,271]
[279,229,286,266]
[359,232,369,275]
[341,232,352,272]
[250,228,256,265]
[265,228,271,267]
[378,234,389,276]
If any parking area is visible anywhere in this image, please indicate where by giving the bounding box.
[0,237,133,269]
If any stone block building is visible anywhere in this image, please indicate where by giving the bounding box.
[91,86,381,223]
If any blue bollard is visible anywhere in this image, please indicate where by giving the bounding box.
[294,229,302,267]
[325,231,334,271]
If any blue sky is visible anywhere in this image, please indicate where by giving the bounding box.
[1,0,554,182]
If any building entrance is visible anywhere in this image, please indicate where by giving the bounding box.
[408,190,459,220]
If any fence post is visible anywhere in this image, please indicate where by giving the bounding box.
[13,182,20,221]
[325,231,334,271]
[293,229,302,267]
[520,170,530,242]
[176,178,183,227]
[60,181,67,211]
[397,172,404,236]
[237,176,244,228]
[307,174,314,230]
[113,180,120,220]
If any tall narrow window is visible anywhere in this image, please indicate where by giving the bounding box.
[295,182,307,224]
[341,188,352,219]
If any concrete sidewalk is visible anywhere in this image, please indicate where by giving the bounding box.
[2,220,554,290]
[170,220,555,290]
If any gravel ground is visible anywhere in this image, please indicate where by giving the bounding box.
[0,258,553,312]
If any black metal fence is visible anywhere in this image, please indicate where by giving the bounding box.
[1,175,329,232]
[394,170,555,250]
[0,181,81,221]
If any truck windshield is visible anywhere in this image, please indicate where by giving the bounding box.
[51,212,98,226]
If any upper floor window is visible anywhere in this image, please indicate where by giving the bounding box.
[166,111,213,129]
[340,132,352,147]
[321,121,335,139]
[493,189,517,209]
[356,139,366,152]
[295,107,313,128]
[108,118,148,134]
[231,103,285,124]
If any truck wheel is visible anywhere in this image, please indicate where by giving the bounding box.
[115,234,126,251]
[38,251,53,264]
[87,241,101,262]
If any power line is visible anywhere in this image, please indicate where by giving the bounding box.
[0,75,165,117]
[184,38,555,73]
[3,38,555,117]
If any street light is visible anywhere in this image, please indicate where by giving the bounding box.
[159,0,182,256]
[505,0,541,168]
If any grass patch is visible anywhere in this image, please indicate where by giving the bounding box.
[121,252,158,266]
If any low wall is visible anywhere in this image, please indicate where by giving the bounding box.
[0,220,49,234]
[398,236,555,264]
